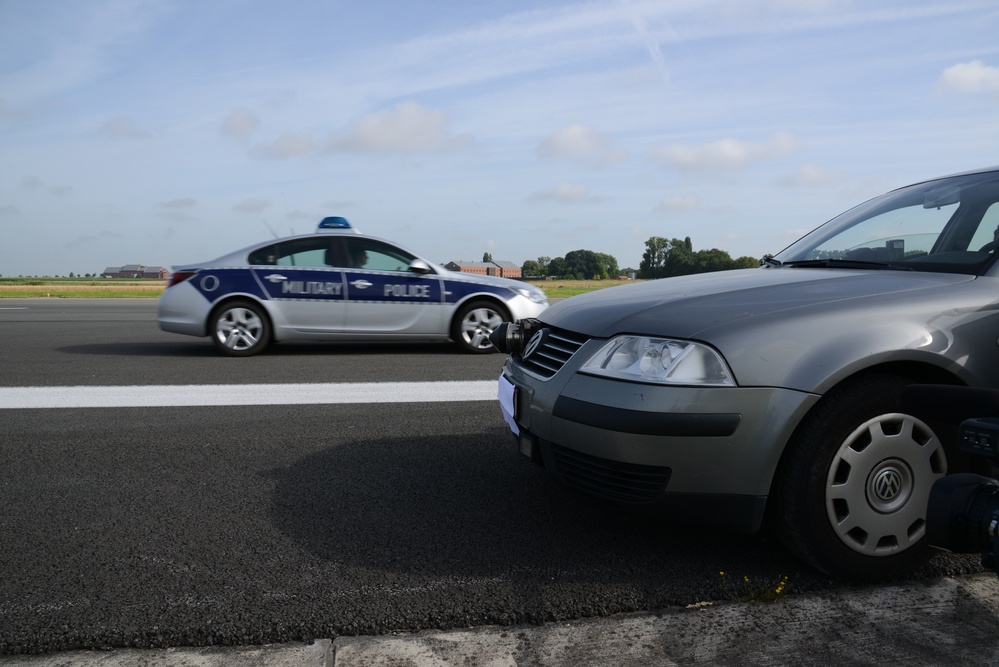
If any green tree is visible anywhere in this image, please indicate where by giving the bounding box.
[521,259,542,277]
[664,237,695,277]
[482,252,493,262]
[596,252,619,278]
[639,237,671,279]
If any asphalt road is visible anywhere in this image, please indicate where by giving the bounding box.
[0,299,985,655]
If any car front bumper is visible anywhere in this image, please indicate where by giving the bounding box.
[500,358,819,533]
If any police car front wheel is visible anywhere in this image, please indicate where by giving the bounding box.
[452,300,508,354]
[210,299,272,357]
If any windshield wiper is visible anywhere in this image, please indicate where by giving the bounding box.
[783,258,914,271]
[761,254,782,267]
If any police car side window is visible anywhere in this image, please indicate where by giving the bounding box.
[254,239,334,267]
[248,244,278,265]
[346,240,414,272]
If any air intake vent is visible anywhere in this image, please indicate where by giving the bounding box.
[515,327,589,379]
[550,444,671,504]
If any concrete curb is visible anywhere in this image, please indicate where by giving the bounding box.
[4,574,998,666]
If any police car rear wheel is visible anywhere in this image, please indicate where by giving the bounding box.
[452,301,508,354]
[210,300,271,357]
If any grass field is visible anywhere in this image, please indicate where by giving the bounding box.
[524,278,637,299]
[0,278,166,298]
[0,277,637,299]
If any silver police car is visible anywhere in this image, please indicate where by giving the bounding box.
[495,167,999,580]
[158,217,548,356]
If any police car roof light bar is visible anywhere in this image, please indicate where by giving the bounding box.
[317,216,358,233]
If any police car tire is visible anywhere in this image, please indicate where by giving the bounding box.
[451,300,508,354]
[210,299,272,357]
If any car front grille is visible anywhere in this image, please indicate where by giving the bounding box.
[550,443,671,504]
[515,327,590,379]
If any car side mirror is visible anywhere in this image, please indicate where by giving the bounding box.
[408,259,434,274]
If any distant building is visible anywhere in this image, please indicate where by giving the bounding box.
[445,260,522,279]
[143,266,169,279]
[100,264,169,279]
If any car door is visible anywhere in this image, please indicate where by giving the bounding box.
[340,238,444,334]
[248,237,347,333]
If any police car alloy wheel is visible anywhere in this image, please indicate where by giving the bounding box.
[775,373,947,580]
[452,300,508,354]
[210,299,272,357]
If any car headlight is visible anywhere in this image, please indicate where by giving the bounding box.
[515,287,548,304]
[579,336,735,386]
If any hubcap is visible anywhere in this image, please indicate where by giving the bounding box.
[825,413,946,557]
[461,308,502,349]
[216,307,263,351]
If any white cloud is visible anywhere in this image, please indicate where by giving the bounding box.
[251,133,317,160]
[21,175,44,190]
[654,195,700,213]
[649,132,802,172]
[232,198,271,214]
[937,60,999,94]
[221,109,261,141]
[538,124,628,167]
[327,101,472,154]
[528,183,598,204]
[777,164,842,187]
[98,116,151,141]
[162,198,197,210]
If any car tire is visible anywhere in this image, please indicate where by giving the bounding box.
[451,300,508,354]
[210,299,272,357]
[775,373,948,580]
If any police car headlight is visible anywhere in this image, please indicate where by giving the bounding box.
[579,336,735,386]
[515,287,548,305]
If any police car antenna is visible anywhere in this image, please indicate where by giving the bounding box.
[261,219,279,239]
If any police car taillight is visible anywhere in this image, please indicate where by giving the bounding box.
[166,271,197,288]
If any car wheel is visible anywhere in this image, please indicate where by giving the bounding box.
[210,300,271,357]
[451,300,507,354]
[776,373,947,580]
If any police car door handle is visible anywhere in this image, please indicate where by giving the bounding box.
[264,274,288,283]
[351,279,372,289]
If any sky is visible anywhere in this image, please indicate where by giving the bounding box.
[1,0,998,277]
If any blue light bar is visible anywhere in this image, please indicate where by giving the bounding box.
[317,216,352,229]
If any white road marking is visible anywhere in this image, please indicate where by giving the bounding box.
[0,381,499,409]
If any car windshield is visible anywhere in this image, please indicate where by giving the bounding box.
[773,170,999,275]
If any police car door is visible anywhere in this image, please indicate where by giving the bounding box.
[341,239,444,334]
[248,237,346,333]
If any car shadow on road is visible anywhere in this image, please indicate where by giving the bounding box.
[265,427,818,600]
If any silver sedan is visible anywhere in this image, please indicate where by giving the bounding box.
[158,219,548,356]
[495,166,999,580]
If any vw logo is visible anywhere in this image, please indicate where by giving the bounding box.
[522,330,546,360]
[874,469,903,502]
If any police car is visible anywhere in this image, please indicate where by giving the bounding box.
[157,217,549,356]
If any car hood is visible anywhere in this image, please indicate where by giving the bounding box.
[539,268,975,339]
[437,268,524,290]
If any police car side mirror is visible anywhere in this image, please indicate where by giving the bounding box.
[408,259,434,274]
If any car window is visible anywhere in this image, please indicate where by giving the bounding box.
[775,171,999,274]
[248,238,334,267]
[343,239,415,272]
[806,203,956,261]
[966,203,999,251]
